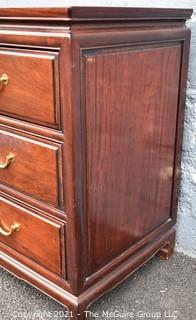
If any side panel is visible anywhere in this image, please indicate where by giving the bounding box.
[83,44,181,274]
[71,28,189,281]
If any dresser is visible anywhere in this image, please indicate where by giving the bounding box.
[0,7,192,319]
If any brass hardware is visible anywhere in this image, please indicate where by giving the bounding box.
[0,152,15,169]
[0,73,9,86]
[0,222,20,237]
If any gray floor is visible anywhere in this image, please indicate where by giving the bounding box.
[0,253,196,320]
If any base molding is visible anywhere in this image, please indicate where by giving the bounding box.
[0,227,176,320]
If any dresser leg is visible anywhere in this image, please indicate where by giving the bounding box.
[156,229,176,260]
[68,302,88,320]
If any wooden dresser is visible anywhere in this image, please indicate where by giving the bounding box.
[0,7,192,319]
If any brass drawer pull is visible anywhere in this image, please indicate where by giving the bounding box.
[0,73,9,87]
[0,152,15,169]
[0,221,20,237]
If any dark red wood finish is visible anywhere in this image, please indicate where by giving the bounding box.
[84,44,181,274]
[0,196,65,276]
[0,128,64,208]
[0,7,192,320]
[0,48,60,128]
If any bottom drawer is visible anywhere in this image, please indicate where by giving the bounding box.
[0,197,65,276]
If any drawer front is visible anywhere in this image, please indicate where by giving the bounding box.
[0,197,65,276]
[0,129,63,208]
[0,48,60,128]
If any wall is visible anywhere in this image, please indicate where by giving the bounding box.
[0,0,195,258]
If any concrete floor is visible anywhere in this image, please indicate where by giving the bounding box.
[0,253,195,320]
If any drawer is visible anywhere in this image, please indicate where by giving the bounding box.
[0,48,60,128]
[0,197,65,276]
[0,129,63,208]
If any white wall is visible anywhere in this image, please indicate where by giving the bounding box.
[0,0,196,258]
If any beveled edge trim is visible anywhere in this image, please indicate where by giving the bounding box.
[0,7,193,22]
[0,7,70,19]
[0,188,66,222]
[0,115,64,143]
[71,7,193,21]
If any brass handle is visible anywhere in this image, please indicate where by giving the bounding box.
[0,73,9,86]
[0,152,15,169]
[0,222,20,237]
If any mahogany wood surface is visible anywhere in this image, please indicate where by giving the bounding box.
[0,48,60,128]
[0,196,65,276]
[0,7,192,21]
[84,44,181,274]
[0,7,192,320]
[0,128,64,208]
[71,26,190,290]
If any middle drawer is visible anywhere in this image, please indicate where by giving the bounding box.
[0,129,63,209]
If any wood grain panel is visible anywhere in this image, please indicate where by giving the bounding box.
[0,196,64,276]
[83,44,182,274]
[0,48,60,128]
[0,129,63,208]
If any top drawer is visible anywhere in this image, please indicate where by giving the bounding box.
[0,48,60,128]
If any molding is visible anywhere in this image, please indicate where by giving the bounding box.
[0,7,192,22]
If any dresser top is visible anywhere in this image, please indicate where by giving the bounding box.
[0,7,193,22]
